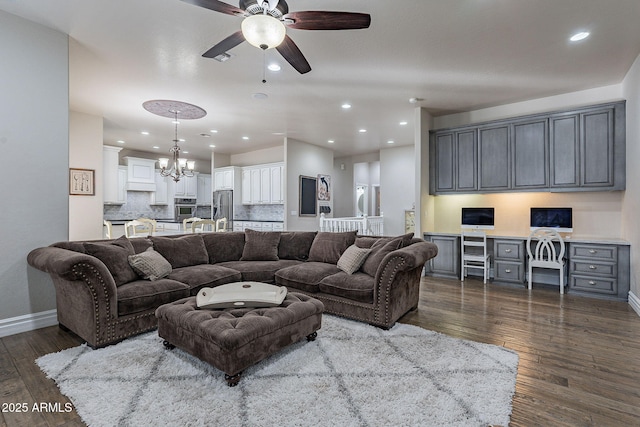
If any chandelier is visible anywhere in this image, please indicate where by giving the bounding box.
[142,100,207,182]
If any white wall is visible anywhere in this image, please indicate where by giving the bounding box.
[284,138,334,231]
[380,146,416,236]
[230,145,284,166]
[0,11,69,324]
[622,53,640,301]
[69,111,103,240]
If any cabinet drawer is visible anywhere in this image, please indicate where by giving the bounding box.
[570,244,617,262]
[494,260,524,283]
[570,261,616,278]
[570,276,617,295]
[494,240,524,261]
[272,223,284,231]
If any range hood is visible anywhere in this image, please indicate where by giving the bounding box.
[124,156,157,192]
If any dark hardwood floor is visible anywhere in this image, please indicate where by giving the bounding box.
[2,276,640,426]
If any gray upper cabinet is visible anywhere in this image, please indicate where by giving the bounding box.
[512,119,548,189]
[429,101,625,195]
[478,125,510,191]
[431,129,477,193]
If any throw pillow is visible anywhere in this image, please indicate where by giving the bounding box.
[83,236,138,287]
[128,247,172,281]
[150,235,209,268]
[240,229,281,261]
[361,233,414,277]
[307,231,357,264]
[337,244,371,275]
[278,231,317,260]
[202,232,246,264]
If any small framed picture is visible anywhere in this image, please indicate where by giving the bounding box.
[69,168,95,196]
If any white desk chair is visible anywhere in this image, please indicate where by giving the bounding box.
[215,217,228,232]
[461,231,490,284]
[103,220,113,239]
[183,217,202,233]
[527,228,566,293]
[124,220,153,238]
[192,219,216,233]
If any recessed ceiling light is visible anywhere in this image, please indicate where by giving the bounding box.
[209,144,216,148]
[570,31,590,42]
[328,140,335,144]
[183,151,189,154]
[178,138,186,142]
[268,63,281,71]
[152,146,160,149]
[252,92,268,100]
[141,131,150,135]
[116,140,125,144]
[242,136,249,140]
[341,103,352,109]
[172,120,180,124]
[387,140,395,144]
[210,129,218,133]
[399,121,408,126]
[359,129,367,133]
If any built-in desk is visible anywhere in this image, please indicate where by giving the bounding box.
[423,232,630,301]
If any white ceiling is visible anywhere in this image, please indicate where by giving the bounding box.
[2,0,640,160]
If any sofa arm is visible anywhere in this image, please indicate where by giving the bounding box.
[372,241,438,327]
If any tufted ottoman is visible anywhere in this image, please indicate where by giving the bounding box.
[155,292,324,386]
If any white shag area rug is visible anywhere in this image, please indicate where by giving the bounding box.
[37,315,518,427]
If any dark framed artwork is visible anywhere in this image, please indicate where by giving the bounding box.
[299,175,317,216]
[69,168,95,196]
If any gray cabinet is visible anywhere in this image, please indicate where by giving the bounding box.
[424,235,459,278]
[431,130,477,193]
[493,239,525,284]
[512,119,548,189]
[478,125,510,191]
[429,101,625,195]
[569,243,630,300]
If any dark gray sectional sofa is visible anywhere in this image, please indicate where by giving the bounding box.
[27,229,438,348]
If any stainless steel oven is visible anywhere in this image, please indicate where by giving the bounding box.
[174,198,197,222]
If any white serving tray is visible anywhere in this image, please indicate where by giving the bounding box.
[196,282,288,309]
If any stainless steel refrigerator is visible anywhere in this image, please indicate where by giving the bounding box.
[212,190,233,231]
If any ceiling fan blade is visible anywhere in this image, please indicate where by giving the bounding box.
[181,0,247,17]
[202,31,246,58]
[276,35,311,74]
[283,11,371,30]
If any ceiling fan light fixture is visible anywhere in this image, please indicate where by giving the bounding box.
[241,14,286,49]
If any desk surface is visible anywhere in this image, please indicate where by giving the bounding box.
[423,231,630,246]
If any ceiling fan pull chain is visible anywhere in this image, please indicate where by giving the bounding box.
[262,50,267,83]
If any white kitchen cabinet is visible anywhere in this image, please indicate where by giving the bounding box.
[233,221,284,231]
[241,162,284,205]
[103,146,127,205]
[197,174,211,205]
[213,166,240,191]
[151,169,170,205]
[174,173,198,198]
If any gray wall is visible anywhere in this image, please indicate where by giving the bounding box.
[0,11,69,322]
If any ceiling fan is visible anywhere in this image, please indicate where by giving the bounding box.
[181,0,371,74]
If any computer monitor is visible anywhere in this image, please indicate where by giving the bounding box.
[461,207,495,230]
[530,207,573,233]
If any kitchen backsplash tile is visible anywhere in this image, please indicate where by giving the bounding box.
[234,204,284,221]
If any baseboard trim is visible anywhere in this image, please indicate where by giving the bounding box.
[0,309,58,338]
[628,291,640,317]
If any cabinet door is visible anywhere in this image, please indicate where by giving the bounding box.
[270,165,284,203]
[185,174,198,198]
[433,132,455,192]
[512,119,548,189]
[213,171,224,190]
[116,166,127,204]
[425,236,459,278]
[456,130,477,191]
[260,167,271,203]
[241,170,251,204]
[550,114,580,188]
[222,170,233,189]
[151,170,169,205]
[478,125,510,191]
[250,169,261,203]
[581,107,614,187]
[197,174,211,205]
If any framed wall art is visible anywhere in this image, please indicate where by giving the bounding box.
[69,168,95,196]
